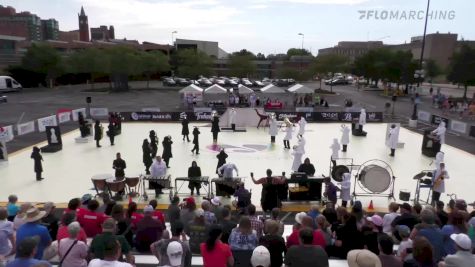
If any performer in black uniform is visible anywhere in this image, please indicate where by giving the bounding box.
[112,152,126,179]
[216,149,228,175]
[188,161,202,196]
[297,158,316,176]
[149,130,158,158]
[211,114,220,143]
[31,146,43,181]
[162,135,173,168]
[142,139,153,174]
[107,122,115,146]
[78,112,88,137]
[191,127,200,154]
[94,120,103,148]
[181,116,190,142]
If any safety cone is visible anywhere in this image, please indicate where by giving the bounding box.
[367,200,374,211]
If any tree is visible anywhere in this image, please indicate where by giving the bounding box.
[312,54,349,90]
[256,53,266,60]
[175,49,214,78]
[67,48,108,87]
[447,45,475,99]
[137,51,170,88]
[266,53,287,60]
[424,59,441,84]
[228,54,256,78]
[21,44,63,87]
[287,48,312,58]
[231,49,256,59]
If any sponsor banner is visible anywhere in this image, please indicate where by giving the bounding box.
[470,125,475,138]
[58,112,71,124]
[90,107,109,117]
[314,112,340,122]
[142,108,161,112]
[0,125,14,142]
[295,107,314,113]
[17,121,35,135]
[431,114,449,126]
[450,120,467,134]
[417,110,431,122]
[193,107,212,113]
[72,108,86,121]
[120,111,219,122]
[338,112,383,123]
[37,115,58,132]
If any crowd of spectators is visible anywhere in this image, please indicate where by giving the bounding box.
[1,192,475,267]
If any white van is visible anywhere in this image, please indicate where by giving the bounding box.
[0,76,22,92]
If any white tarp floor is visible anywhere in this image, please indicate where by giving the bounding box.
[0,123,472,210]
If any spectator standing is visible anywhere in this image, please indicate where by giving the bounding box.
[150,221,191,267]
[326,214,364,259]
[259,220,286,267]
[88,238,132,267]
[284,228,329,267]
[435,201,449,227]
[149,199,166,225]
[6,195,18,222]
[40,202,59,241]
[135,205,164,252]
[219,207,237,244]
[15,207,52,260]
[126,202,143,229]
[441,211,468,255]
[396,225,413,261]
[58,222,88,267]
[202,201,217,225]
[0,208,15,260]
[6,237,52,267]
[229,216,258,251]
[403,237,437,267]
[185,209,208,254]
[250,246,271,267]
[200,225,233,267]
[110,204,133,247]
[411,209,444,262]
[180,197,196,225]
[383,202,400,235]
[378,234,403,267]
[265,208,284,236]
[167,196,181,228]
[77,200,107,238]
[248,205,264,238]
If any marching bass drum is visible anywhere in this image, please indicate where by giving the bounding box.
[358,164,392,193]
[332,165,350,182]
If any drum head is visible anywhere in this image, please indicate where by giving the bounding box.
[359,164,391,193]
[332,165,350,182]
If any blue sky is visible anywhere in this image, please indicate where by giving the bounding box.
[3,0,472,55]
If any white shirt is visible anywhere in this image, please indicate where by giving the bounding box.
[88,259,132,267]
[397,239,413,259]
[218,163,238,178]
[150,160,167,177]
[432,168,449,193]
[382,212,399,234]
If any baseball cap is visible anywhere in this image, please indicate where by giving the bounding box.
[167,241,183,267]
[450,233,472,250]
[396,225,410,238]
[195,208,204,217]
[185,197,195,205]
[81,194,92,205]
[366,215,383,227]
[295,212,307,224]
[211,196,221,206]
[251,246,271,267]
[102,218,116,231]
[143,205,154,213]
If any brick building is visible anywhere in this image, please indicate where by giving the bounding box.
[91,25,115,41]
[78,6,89,42]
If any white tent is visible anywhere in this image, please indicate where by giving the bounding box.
[178,84,203,94]
[287,84,314,94]
[260,84,286,93]
[204,84,227,94]
[237,84,254,94]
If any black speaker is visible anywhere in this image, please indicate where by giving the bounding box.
[86,96,92,104]
[392,95,397,102]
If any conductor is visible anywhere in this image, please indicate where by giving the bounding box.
[251,169,285,212]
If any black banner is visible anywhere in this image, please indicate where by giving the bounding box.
[431,115,449,126]
[120,112,216,122]
[470,125,475,138]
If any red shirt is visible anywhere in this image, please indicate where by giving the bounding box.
[286,229,326,248]
[77,209,107,237]
[151,210,165,225]
[56,225,88,243]
[130,212,144,227]
[200,241,232,267]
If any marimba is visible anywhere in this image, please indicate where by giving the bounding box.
[174,176,211,197]
[211,177,243,197]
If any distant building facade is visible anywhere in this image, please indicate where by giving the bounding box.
[0,5,43,41]
[41,19,59,40]
[78,6,89,42]
[90,25,115,41]
[318,41,384,62]
[175,38,227,58]
[59,30,79,42]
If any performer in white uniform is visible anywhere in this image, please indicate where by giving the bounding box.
[298,117,307,136]
[386,124,399,157]
[431,162,449,204]
[358,108,367,131]
[431,121,446,150]
[283,118,293,149]
[434,151,444,171]
[150,156,167,196]
[340,124,350,152]
[330,138,340,167]
[229,108,237,131]
[339,172,351,207]
[291,144,304,172]
[269,113,278,144]
[297,134,306,154]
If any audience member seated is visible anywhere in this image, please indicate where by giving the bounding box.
[0,208,15,260]
[150,221,192,267]
[383,202,400,235]
[259,220,286,267]
[200,225,234,267]
[284,228,329,267]
[250,246,271,267]
[56,212,87,243]
[63,198,81,215]
[396,225,413,261]
[436,201,449,227]
[264,208,284,236]
[180,197,197,225]
[378,234,403,267]
[438,233,475,267]
[149,199,166,225]
[326,214,364,259]
[40,202,59,241]
[403,236,437,267]
[441,210,469,255]
[16,207,52,260]
[347,249,382,267]
[185,209,208,254]
[229,216,258,251]
[77,199,107,238]
[392,203,420,240]
[13,203,32,231]
[110,204,133,248]
[411,209,444,262]
[362,214,389,255]
[89,218,134,264]
[220,207,237,244]
[6,237,52,267]
[126,202,143,229]
[57,222,88,267]
[210,197,224,223]
[202,200,217,225]
[135,205,164,252]
[316,215,332,246]
[321,202,338,227]
[287,215,326,248]
[167,196,181,228]
[248,205,264,238]
[6,195,19,222]
[307,205,321,228]
[88,237,133,267]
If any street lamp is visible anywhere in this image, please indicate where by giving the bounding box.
[419,0,431,85]
[298,33,304,50]
[171,30,177,49]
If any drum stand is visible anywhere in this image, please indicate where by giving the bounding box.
[351,159,396,203]
[412,170,433,205]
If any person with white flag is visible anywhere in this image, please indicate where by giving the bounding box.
[330,138,340,167]
[283,117,293,149]
[269,114,278,144]
[386,124,399,157]
[340,124,350,152]
[297,134,306,154]
[298,117,307,135]
[291,143,304,172]
[229,108,237,131]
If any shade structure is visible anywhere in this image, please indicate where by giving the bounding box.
[237,84,254,94]
[178,84,203,94]
[287,83,314,94]
[260,84,286,93]
[204,84,227,94]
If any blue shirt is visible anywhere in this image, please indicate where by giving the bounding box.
[7,203,19,217]
[6,258,52,267]
[228,228,258,251]
[16,223,52,260]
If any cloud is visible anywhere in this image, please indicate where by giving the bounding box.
[248,4,268,9]
[255,0,369,5]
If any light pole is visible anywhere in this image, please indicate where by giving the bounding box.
[298,33,304,75]
[171,30,177,77]
[298,33,304,50]
[419,0,431,86]
[171,30,177,50]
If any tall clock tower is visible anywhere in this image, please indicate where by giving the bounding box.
[78,6,89,42]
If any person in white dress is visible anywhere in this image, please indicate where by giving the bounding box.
[340,124,350,152]
[298,117,307,136]
[358,108,367,131]
[291,144,304,172]
[283,118,293,149]
[339,172,351,207]
[269,113,278,144]
[386,124,399,157]
[431,121,446,150]
[330,138,340,167]
[229,108,237,131]
[297,134,306,154]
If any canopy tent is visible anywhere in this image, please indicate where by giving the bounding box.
[178,84,203,94]
[260,84,286,93]
[237,84,254,94]
[204,84,227,94]
[287,84,314,94]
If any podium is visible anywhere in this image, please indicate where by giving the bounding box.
[421,130,440,157]
[351,122,367,136]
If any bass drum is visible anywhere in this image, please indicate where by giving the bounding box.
[358,164,391,193]
[332,165,349,182]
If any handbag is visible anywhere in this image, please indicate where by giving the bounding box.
[58,239,78,267]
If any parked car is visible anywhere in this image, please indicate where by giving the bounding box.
[215,79,226,86]
[261,78,272,86]
[253,80,264,87]
[0,95,7,103]
[198,78,212,87]
[176,78,192,86]
[241,79,253,87]
[0,76,22,92]
[274,79,295,87]
[325,78,349,85]
[163,77,176,86]
[224,78,238,86]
